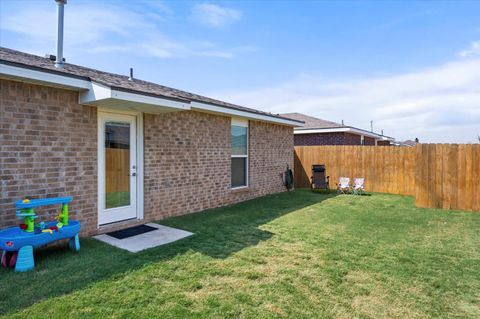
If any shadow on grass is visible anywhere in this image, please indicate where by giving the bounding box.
[0,189,334,315]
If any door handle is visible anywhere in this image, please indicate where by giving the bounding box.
[128,173,136,177]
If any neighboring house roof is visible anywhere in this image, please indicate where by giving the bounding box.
[280,112,395,141]
[0,47,303,127]
[281,113,345,129]
[394,140,417,147]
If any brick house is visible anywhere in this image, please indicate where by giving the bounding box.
[280,113,394,146]
[0,47,303,236]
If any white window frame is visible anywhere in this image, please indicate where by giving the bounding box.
[231,118,249,189]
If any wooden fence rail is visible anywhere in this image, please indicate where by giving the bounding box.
[294,144,480,212]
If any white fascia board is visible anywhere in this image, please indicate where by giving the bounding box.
[79,82,111,103]
[190,101,303,127]
[79,82,190,111]
[380,136,395,141]
[295,127,390,140]
[111,89,190,110]
[294,127,350,134]
[344,128,384,139]
[0,62,91,90]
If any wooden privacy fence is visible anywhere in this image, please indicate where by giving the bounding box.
[415,144,480,212]
[294,144,480,212]
[105,148,130,193]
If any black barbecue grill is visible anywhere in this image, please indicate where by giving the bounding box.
[311,165,329,190]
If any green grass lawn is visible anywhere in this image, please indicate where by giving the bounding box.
[1,190,479,318]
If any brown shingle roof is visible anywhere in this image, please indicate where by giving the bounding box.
[280,113,344,129]
[0,47,302,124]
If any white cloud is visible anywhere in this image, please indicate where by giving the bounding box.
[458,40,480,57]
[190,3,242,28]
[211,58,480,143]
[0,1,251,60]
[198,50,235,58]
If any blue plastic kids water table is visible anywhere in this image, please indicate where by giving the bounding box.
[0,196,80,272]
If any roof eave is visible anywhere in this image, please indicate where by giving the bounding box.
[79,82,191,114]
[0,61,91,90]
[1,60,303,126]
[295,126,394,140]
[190,101,304,127]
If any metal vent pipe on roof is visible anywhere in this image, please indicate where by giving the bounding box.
[54,0,67,69]
[128,68,134,81]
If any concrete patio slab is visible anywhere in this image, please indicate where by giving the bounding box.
[94,223,193,253]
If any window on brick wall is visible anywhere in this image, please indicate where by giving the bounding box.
[231,118,248,188]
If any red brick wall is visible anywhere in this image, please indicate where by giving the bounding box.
[344,133,362,145]
[1,79,293,235]
[143,111,293,221]
[377,140,391,146]
[294,132,382,146]
[0,79,98,235]
[294,132,367,145]
[364,136,376,145]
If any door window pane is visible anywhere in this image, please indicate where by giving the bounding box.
[105,122,130,208]
[232,125,247,155]
[231,157,246,187]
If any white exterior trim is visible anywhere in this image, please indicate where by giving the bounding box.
[97,110,145,227]
[231,118,249,189]
[232,117,249,127]
[136,113,144,221]
[294,126,394,141]
[191,101,303,127]
[111,89,190,110]
[1,62,301,127]
[0,62,91,90]
[80,82,190,111]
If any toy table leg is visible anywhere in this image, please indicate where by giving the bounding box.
[1,250,5,267]
[69,234,80,252]
[15,246,34,272]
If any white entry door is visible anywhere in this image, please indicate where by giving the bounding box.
[98,112,138,225]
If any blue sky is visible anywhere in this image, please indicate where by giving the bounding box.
[1,0,480,142]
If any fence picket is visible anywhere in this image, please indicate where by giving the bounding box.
[294,144,479,212]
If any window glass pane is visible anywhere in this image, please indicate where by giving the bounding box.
[232,125,247,155]
[231,158,246,187]
[105,121,130,209]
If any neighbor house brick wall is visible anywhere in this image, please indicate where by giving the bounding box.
[143,111,293,221]
[294,132,366,146]
[364,136,375,145]
[0,79,98,235]
[344,133,362,145]
[377,140,391,146]
[294,132,380,146]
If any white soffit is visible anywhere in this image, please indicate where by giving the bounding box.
[79,82,191,114]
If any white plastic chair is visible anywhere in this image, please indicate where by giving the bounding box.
[352,178,365,195]
[337,177,350,194]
